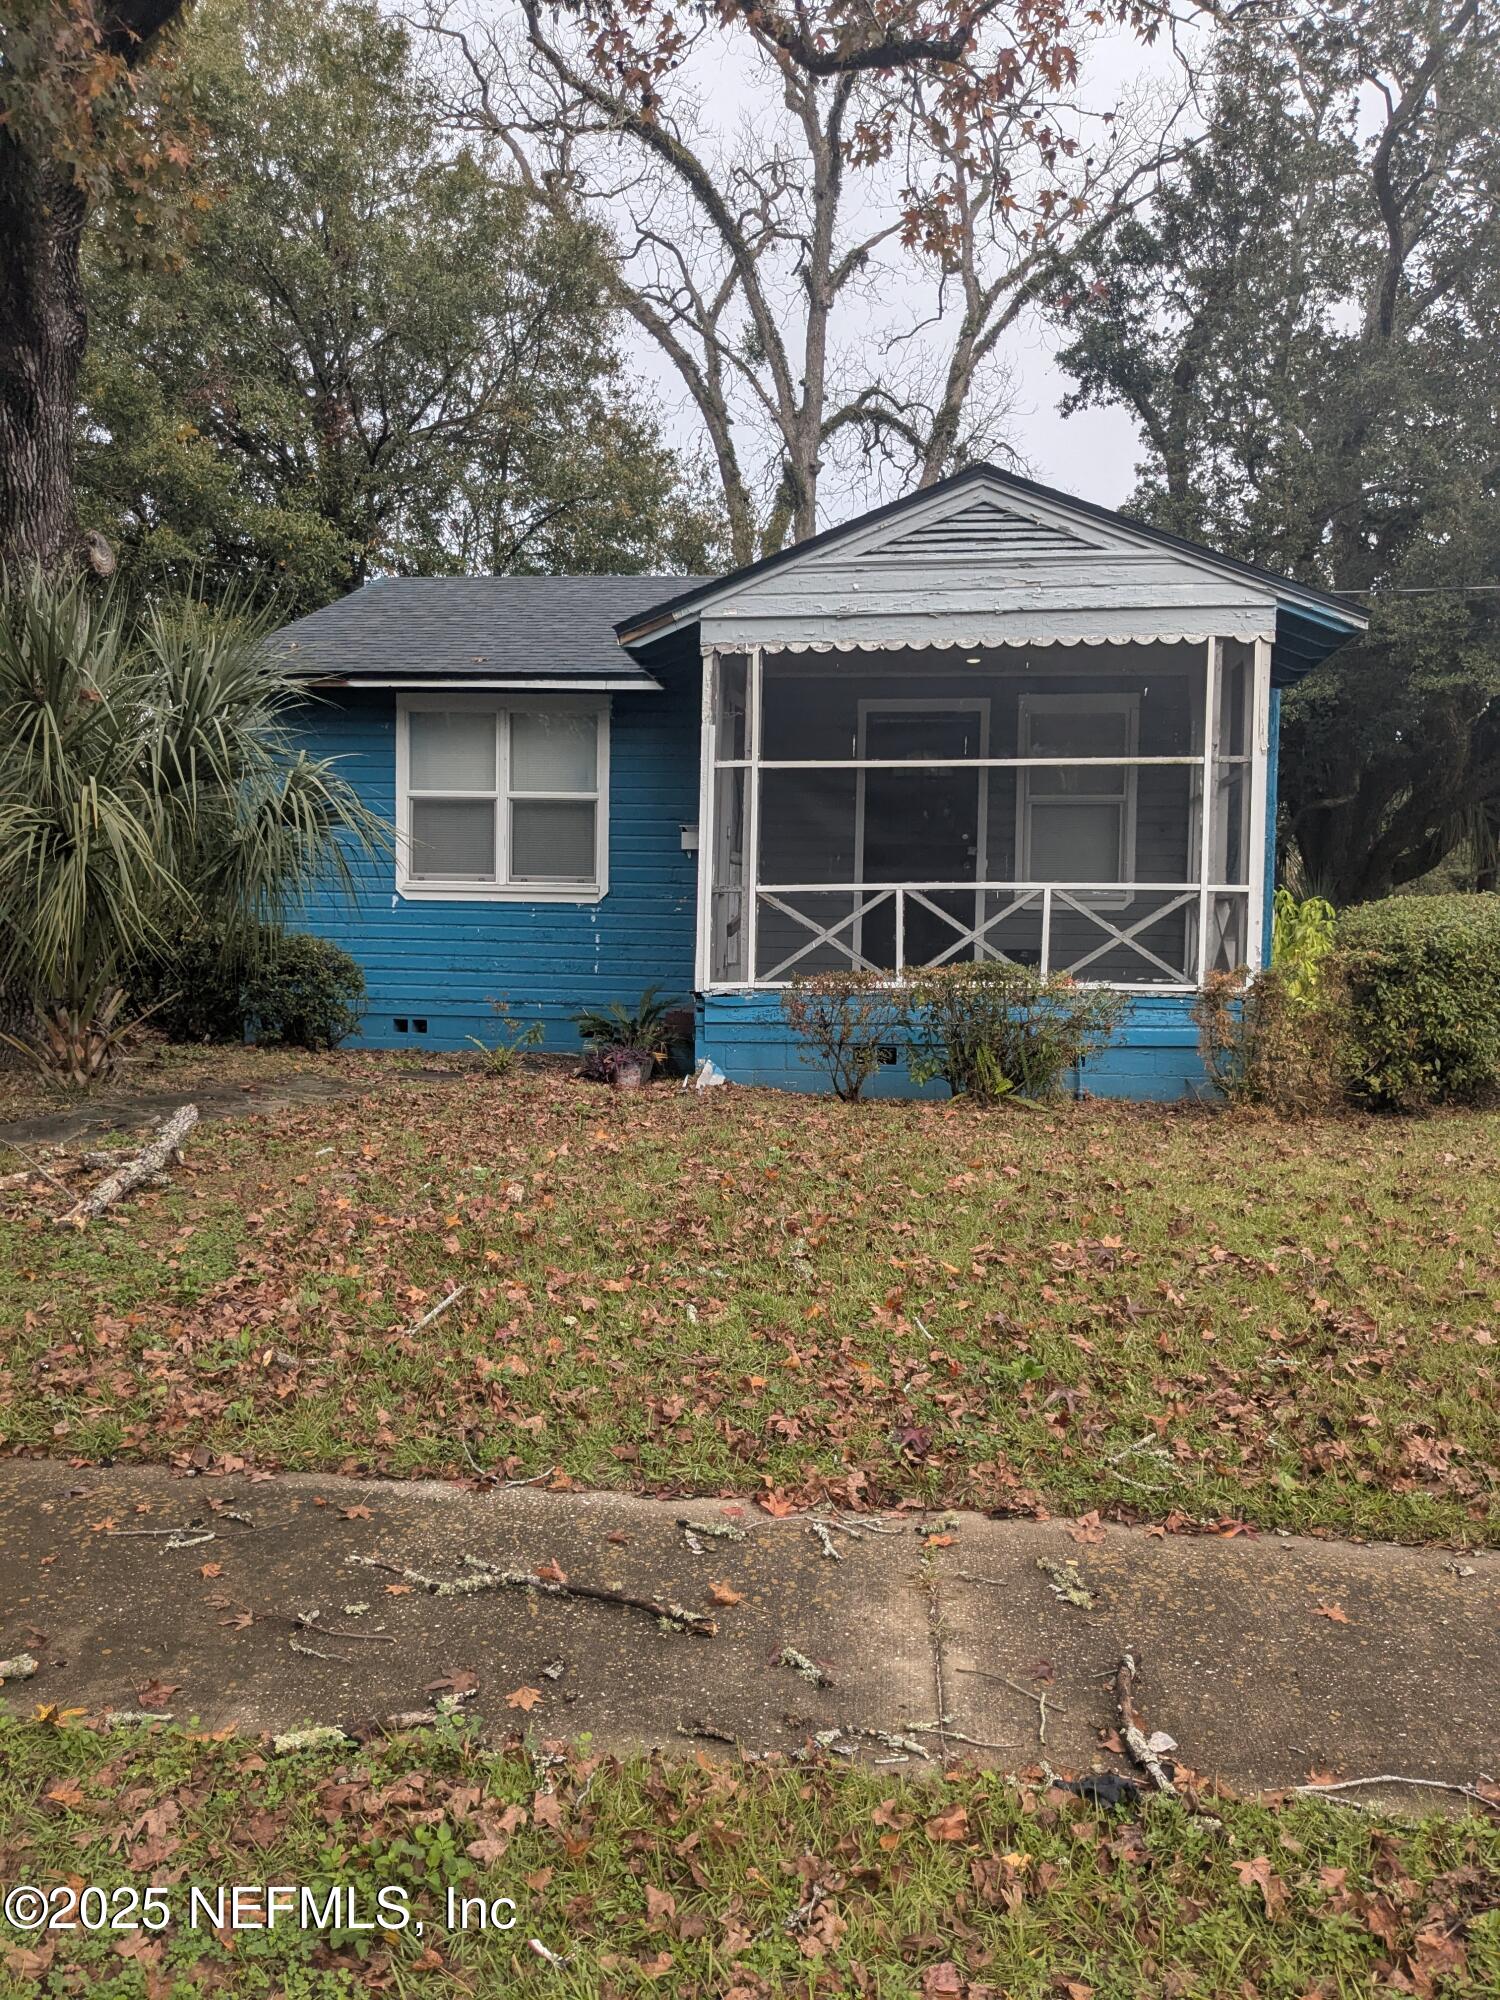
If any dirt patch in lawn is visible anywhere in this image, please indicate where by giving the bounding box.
[0,1071,367,1148]
[0,1054,1496,1544]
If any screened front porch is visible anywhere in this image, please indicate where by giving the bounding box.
[701,639,1268,992]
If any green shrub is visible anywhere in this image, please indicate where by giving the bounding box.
[242,933,364,1048]
[126,926,247,1043]
[129,925,364,1049]
[1336,893,1500,1109]
[1195,964,1348,1113]
[1271,888,1337,1004]
[781,971,904,1102]
[900,963,1124,1104]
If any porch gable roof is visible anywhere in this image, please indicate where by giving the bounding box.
[615,465,1367,684]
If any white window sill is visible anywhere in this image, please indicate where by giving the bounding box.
[397,880,607,905]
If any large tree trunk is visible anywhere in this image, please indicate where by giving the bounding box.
[0,132,88,573]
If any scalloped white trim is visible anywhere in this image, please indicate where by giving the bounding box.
[759,631,1273,655]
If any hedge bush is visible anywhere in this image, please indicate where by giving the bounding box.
[781,971,904,1102]
[1336,893,1500,1109]
[901,962,1124,1103]
[242,932,365,1048]
[130,925,365,1049]
[1194,964,1349,1114]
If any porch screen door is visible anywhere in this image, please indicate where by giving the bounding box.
[857,703,986,967]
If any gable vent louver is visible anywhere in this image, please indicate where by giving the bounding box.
[860,499,1091,566]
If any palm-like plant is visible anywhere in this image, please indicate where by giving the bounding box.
[0,570,386,1082]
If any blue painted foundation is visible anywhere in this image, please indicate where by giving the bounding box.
[697,991,1210,1102]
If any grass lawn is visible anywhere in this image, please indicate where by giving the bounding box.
[0,1048,1496,1543]
[2,1715,1497,1999]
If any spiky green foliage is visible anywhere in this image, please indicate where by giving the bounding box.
[0,570,384,1078]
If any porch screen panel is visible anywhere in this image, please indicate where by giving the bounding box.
[709,764,748,982]
[710,639,1259,989]
[755,768,862,980]
[1210,642,1255,892]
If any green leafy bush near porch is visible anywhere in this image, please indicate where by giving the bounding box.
[1337,894,1500,1110]
[901,963,1125,1103]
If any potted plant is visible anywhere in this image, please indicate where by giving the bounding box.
[575,985,681,1089]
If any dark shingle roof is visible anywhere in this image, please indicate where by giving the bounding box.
[272,574,711,688]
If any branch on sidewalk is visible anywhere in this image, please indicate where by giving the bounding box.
[347,1553,717,1636]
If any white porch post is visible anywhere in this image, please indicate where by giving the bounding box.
[694,646,716,992]
[1195,638,1218,987]
[1245,635,1273,972]
[744,645,763,987]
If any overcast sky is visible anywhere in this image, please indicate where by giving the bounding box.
[599,19,1191,521]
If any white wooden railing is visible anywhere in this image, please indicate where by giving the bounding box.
[745,882,1249,989]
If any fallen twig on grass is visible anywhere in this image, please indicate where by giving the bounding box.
[272,1726,353,1755]
[1115,1651,1176,1796]
[346,1553,716,1636]
[377,1690,478,1734]
[54,1104,198,1228]
[1294,1775,1500,1814]
[3,1142,73,1195]
[402,1286,465,1338]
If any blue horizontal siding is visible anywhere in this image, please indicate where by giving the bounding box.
[291,675,700,1052]
[699,991,1210,1101]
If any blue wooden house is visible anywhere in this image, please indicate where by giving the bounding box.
[276,466,1366,1097]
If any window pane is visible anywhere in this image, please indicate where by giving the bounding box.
[862,707,986,760]
[1024,706,1131,759]
[1029,801,1123,881]
[409,711,496,791]
[1026,761,1128,800]
[511,800,596,880]
[410,799,495,879]
[511,712,596,793]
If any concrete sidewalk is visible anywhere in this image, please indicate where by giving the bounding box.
[1,1459,1495,1813]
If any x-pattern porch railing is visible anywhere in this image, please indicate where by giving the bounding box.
[755,882,1237,987]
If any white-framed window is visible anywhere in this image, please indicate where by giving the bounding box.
[396,693,609,901]
[1017,692,1139,904]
